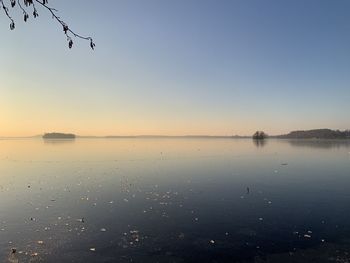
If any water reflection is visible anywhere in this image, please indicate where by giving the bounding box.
[1,138,350,262]
[253,138,267,148]
[285,139,350,149]
[43,139,76,144]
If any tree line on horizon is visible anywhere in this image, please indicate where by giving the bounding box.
[252,129,350,139]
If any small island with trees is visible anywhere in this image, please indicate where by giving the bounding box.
[43,133,76,139]
[252,131,268,140]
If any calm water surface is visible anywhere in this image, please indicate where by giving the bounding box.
[1,138,350,262]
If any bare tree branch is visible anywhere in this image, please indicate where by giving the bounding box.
[1,0,95,49]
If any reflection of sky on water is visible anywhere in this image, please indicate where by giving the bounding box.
[0,138,350,262]
[43,139,76,145]
[285,139,350,149]
[252,138,268,148]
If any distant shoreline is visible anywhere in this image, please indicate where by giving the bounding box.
[1,136,350,140]
[1,128,349,140]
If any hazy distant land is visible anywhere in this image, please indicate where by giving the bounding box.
[43,133,76,139]
[72,129,350,139]
[1,129,350,140]
[275,129,350,139]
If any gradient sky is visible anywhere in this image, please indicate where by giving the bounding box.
[1,0,350,136]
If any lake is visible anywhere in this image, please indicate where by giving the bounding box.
[1,138,350,262]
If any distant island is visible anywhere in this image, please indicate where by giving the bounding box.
[252,131,268,140]
[276,129,350,139]
[36,129,350,140]
[43,133,76,139]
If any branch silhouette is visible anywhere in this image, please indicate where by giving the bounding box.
[1,0,95,49]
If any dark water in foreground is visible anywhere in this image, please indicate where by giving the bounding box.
[1,138,350,263]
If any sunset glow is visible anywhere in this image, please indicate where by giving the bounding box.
[1,0,350,136]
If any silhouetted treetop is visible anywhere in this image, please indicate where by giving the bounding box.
[253,131,268,140]
[1,0,95,49]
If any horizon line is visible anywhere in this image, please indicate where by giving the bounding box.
[0,134,251,139]
[1,128,349,139]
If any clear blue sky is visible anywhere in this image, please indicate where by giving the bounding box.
[1,0,350,136]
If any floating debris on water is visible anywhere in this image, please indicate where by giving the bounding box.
[77,218,85,223]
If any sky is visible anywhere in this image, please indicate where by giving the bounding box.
[1,0,350,136]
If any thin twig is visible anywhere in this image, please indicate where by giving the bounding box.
[17,0,27,15]
[0,0,15,25]
[34,0,93,42]
[17,0,30,22]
